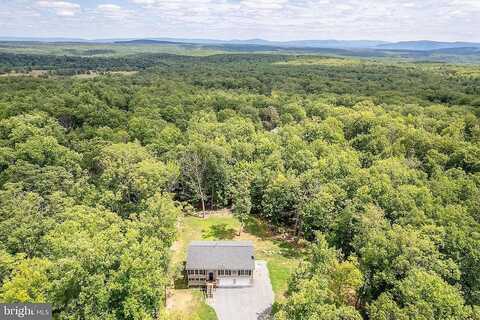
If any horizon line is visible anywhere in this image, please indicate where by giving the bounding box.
[0,36,479,44]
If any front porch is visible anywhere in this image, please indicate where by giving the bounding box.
[186,269,253,287]
[187,269,217,287]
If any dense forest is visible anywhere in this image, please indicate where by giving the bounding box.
[0,51,479,319]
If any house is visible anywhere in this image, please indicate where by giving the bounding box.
[186,241,255,287]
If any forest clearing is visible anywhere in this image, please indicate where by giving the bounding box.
[167,210,304,319]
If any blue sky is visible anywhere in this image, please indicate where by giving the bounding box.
[1,0,479,41]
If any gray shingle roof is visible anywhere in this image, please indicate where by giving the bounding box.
[186,241,255,270]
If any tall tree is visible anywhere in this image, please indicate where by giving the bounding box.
[229,161,255,235]
[181,144,209,218]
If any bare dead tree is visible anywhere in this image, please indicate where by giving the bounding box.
[182,149,208,218]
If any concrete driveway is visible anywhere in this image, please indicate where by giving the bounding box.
[208,261,274,320]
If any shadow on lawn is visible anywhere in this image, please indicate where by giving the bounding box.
[173,262,188,289]
[274,240,303,259]
[174,276,188,289]
[202,223,237,240]
[245,216,304,259]
[244,217,271,240]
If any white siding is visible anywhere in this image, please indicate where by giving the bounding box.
[218,277,252,287]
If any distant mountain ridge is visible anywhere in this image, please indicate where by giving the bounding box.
[145,38,389,49]
[377,40,480,51]
[117,38,480,51]
[111,39,480,51]
[114,39,182,45]
[1,37,479,51]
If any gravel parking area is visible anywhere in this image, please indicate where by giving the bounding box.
[208,260,274,320]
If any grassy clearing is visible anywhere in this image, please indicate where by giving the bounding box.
[241,216,304,301]
[0,70,49,77]
[167,290,216,320]
[72,71,139,79]
[168,209,304,315]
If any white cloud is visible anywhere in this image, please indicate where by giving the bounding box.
[451,0,480,8]
[97,4,132,19]
[118,0,480,41]
[36,0,80,16]
[1,0,479,41]
[130,0,157,4]
[98,4,121,10]
[335,3,354,11]
[241,0,288,10]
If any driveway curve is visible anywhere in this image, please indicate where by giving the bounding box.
[208,260,274,320]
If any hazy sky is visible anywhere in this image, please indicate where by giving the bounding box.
[1,0,479,41]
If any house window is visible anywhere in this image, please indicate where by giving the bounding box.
[239,270,251,276]
[222,270,228,276]
[218,270,224,276]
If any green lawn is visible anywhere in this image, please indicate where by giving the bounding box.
[167,289,217,320]
[194,291,218,320]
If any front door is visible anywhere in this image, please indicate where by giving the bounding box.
[208,272,214,282]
